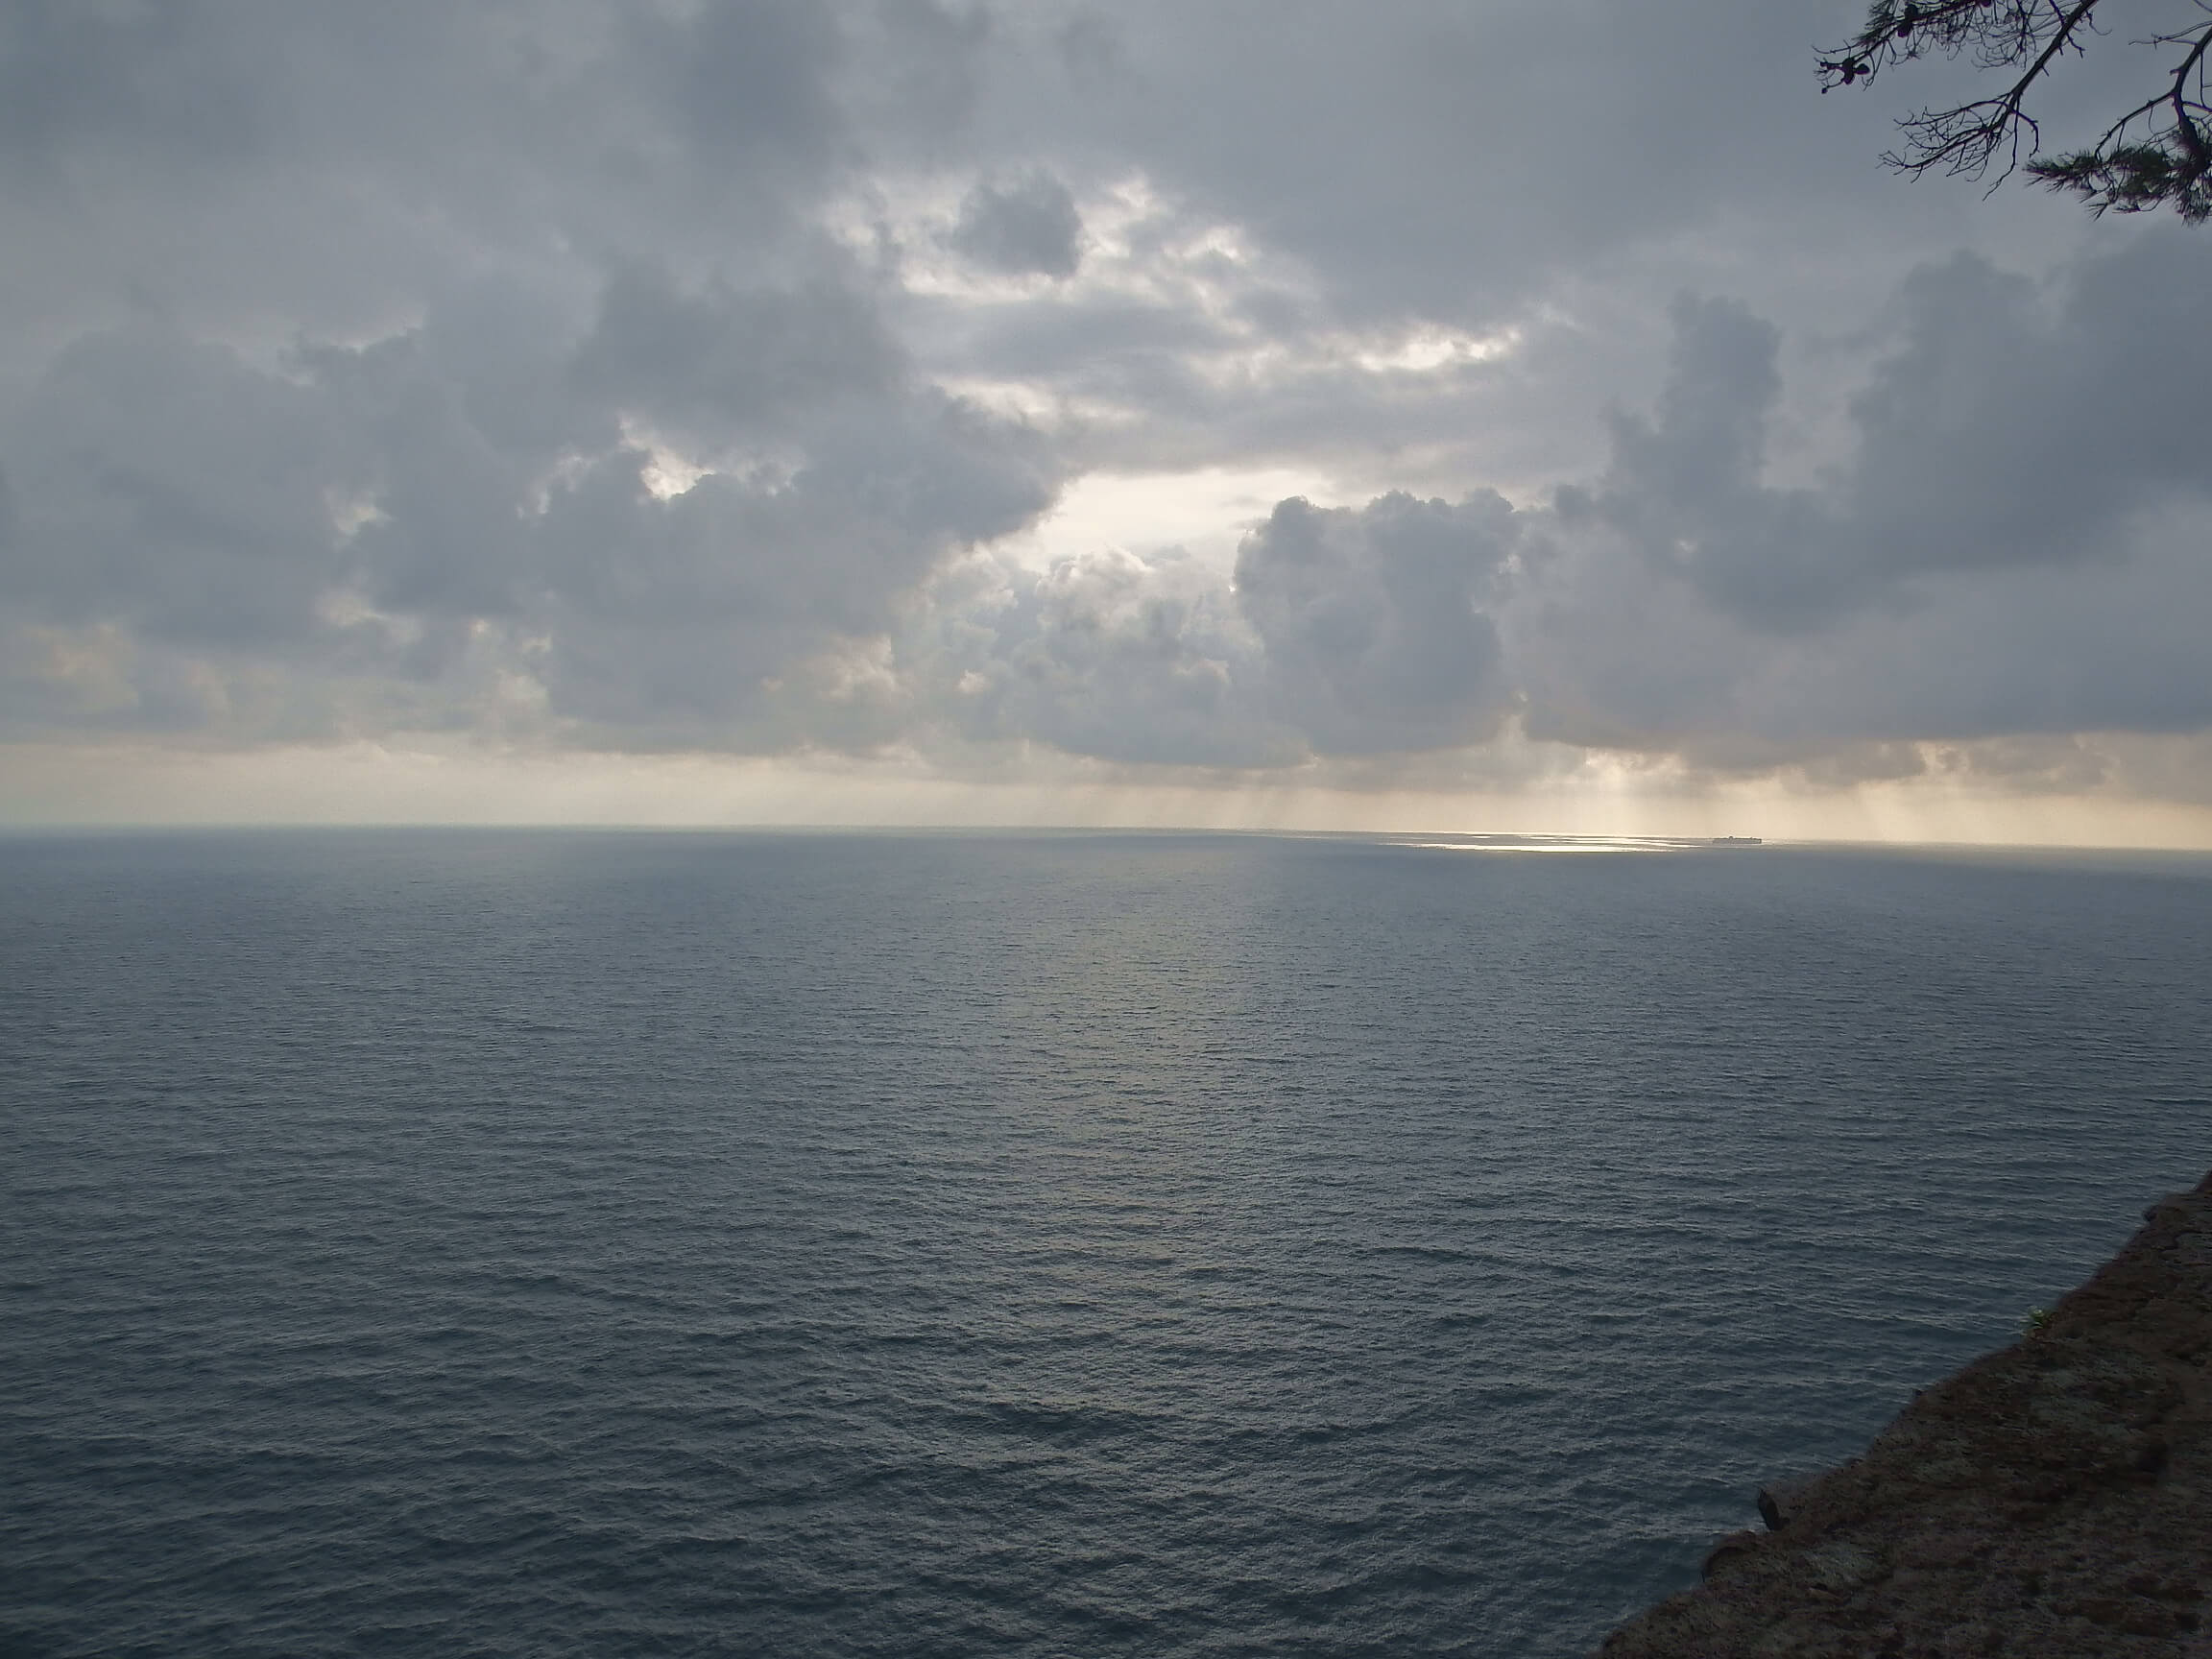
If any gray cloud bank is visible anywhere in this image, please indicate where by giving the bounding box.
[2,0,2209,801]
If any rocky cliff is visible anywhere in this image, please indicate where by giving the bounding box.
[1598,1171,2212,1657]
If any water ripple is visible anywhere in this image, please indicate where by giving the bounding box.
[4,830,2208,1657]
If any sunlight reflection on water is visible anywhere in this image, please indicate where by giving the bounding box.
[4,830,2206,1659]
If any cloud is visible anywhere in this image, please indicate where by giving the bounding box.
[643,0,847,173]
[902,544,1287,767]
[1583,235,2212,632]
[1235,492,1520,755]
[871,487,1524,771]
[3,324,349,651]
[3,0,2212,815]
[571,266,902,444]
[0,0,275,172]
[1581,293,1831,627]
[966,0,1966,327]
[0,265,1060,748]
[948,171,1085,277]
[527,382,1058,743]
[1516,239,2212,759]
[9,227,2212,790]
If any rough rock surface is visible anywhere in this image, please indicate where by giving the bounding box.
[1597,1170,2212,1658]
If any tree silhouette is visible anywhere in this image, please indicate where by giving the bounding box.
[1820,0,2212,220]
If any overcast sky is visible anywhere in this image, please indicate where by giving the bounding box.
[5,0,2211,841]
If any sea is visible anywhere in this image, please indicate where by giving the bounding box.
[4,829,2208,1658]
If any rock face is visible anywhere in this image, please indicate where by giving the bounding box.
[1597,1171,2212,1657]
[1755,1472,1826,1533]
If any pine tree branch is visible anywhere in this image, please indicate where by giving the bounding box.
[1820,0,2212,219]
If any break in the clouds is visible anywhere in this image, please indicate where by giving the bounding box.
[3,0,2211,820]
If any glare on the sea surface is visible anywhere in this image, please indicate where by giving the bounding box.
[1401,838,1708,854]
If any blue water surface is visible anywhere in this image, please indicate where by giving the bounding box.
[4,830,2208,1657]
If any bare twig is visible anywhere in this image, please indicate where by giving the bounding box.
[1818,0,2212,219]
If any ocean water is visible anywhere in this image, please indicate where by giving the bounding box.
[4,830,2208,1659]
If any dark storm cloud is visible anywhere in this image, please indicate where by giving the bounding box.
[1581,237,2212,633]
[1513,237,2212,759]
[3,325,348,650]
[1235,493,1519,756]
[644,0,847,169]
[570,267,903,441]
[1842,238,2212,580]
[1579,294,1823,626]
[0,0,1071,749]
[0,0,274,169]
[525,385,1057,738]
[0,263,1058,745]
[970,0,1950,324]
[948,171,1085,277]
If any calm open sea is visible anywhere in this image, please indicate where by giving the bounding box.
[4,830,2208,1657]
